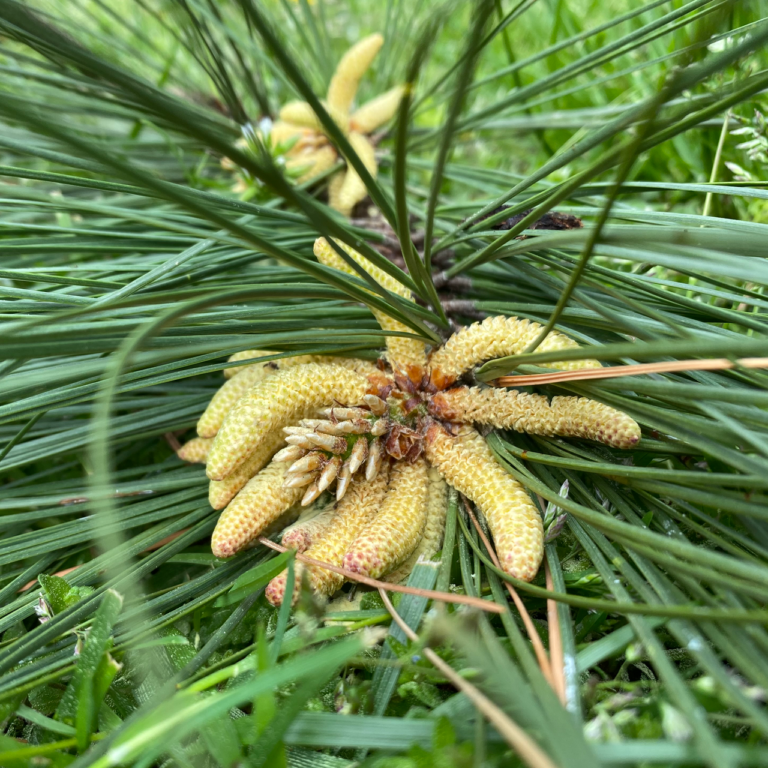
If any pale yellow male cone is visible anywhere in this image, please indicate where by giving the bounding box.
[177,436,213,464]
[208,430,285,511]
[265,464,391,606]
[333,131,377,216]
[223,349,276,378]
[281,502,337,552]
[342,457,429,579]
[211,461,303,558]
[425,424,543,582]
[350,85,405,133]
[428,315,601,390]
[226,33,400,217]
[382,467,448,584]
[327,34,384,115]
[198,365,278,438]
[205,363,369,481]
[430,386,640,450]
[313,237,428,379]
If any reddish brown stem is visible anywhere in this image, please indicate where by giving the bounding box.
[545,560,566,706]
[258,537,503,614]
[19,529,189,592]
[461,496,555,691]
[493,356,768,387]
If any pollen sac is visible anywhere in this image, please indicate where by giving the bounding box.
[284,435,316,450]
[366,437,384,481]
[318,456,343,493]
[363,394,387,415]
[287,453,323,475]
[302,418,371,435]
[295,431,348,454]
[318,406,370,420]
[283,426,313,436]
[370,418,389,437]
[336,461,353,501]
[427,315,602,391]
[273,445,307,463]
[283,471,317,489]
[302,481,323,506]
[347,438,368,474]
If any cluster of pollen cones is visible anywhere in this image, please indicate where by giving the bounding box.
[177,238,641,606]
[225,33,403,216]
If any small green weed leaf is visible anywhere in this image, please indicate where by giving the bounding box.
[27,685,64,717]
[38,574,94,615]
[201,714,243,768]
[397,680,443,708]
[0,694,24,724]
[432,716,457,750]
[159,627,196,671]
[55,589,123,752]
[253,624,277,736]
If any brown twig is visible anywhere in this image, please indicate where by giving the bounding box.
[378,588,559,768]
[461,497,555,690]
[545,560,566,706]
[258,537,503,614]
[19,529,189,593]
[493,356,768,387]
[164,431,183,452]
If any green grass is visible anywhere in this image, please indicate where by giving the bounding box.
[2,0,768,765]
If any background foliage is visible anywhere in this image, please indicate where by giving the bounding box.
[1,0,768,765]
